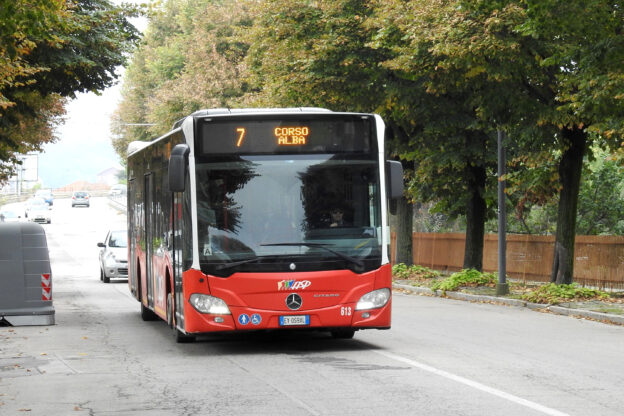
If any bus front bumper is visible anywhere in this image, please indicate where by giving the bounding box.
[183,299,391,334]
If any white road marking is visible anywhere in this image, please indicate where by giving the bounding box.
[373,350,570,416]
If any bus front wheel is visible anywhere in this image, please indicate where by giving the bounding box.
[175,329,195,344]
[168,293,195,343]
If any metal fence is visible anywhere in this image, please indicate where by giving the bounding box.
[391,232,624,289]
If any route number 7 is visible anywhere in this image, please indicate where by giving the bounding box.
[236,128,246,147]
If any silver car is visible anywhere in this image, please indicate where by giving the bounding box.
[97,229,128,283]
[71,191,90,207]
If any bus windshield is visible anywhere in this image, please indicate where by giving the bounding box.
[196,154,382,275]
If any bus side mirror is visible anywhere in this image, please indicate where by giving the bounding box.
[386,160,404,199]
[386,160,403,216]
[169,144,190,192]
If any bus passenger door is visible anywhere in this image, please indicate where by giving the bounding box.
[172,192,185,328]
[145,174,154,307]
[128,178,137,298]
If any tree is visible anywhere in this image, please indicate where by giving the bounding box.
[0,0,140,182]
[0,0,66,109]
[368,0,503,270]
[0,0,68,181]
[112,0,254,157]
[246,0,419,263]
[370,0,624,283]
[518,0,624,283]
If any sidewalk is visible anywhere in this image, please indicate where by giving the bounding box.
[393,280,624,326]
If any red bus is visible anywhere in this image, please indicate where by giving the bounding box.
[127,108,403,342]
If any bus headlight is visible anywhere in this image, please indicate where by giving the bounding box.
[189,294,231,315]
[355,288,391,310]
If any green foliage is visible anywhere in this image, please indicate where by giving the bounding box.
[371,0,624,281]
[431,269,496,292]
[575,151,624,235]
[0,0,140,183]
[111,0,624,282]
[246,0,387,110]
[113,0,254,157]
[392,263,441,280]
[485,147,624,236]
[27,0,140,97]
[522,283,609,304]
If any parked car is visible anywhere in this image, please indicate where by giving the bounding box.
[71,191,90,207]
[24,197,51,224]
[35,189,54,206]
[0,208,24,223]
[97,229,128,283]
[108,184,126,196]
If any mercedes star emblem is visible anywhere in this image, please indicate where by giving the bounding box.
[286,293,302,310]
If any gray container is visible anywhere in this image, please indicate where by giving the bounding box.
[0,222,54,325]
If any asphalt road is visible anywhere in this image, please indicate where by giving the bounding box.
[1,197,623,416]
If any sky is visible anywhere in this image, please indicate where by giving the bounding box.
[37,7,148,189]
[39,87,125,188]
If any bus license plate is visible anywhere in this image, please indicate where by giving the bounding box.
[279,315,310,326]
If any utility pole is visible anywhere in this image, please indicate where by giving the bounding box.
[17,165,22,197]
[496,129,509,295]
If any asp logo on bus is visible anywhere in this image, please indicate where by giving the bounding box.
[277,279,311,291]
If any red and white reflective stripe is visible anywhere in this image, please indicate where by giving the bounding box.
[41,273,51,301]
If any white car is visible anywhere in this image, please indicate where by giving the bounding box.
[108,184,126,196]
[25,197,51,224]
[0,208,24,222]
[98,229,128,283]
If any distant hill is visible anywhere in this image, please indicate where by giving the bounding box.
[39,140,121,189]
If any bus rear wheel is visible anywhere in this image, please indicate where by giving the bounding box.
[140,303,157,321]
[166,293,174,327]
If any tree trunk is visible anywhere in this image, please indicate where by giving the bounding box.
[551,127,586,285]
[395,196,414,265]
[463,164,487,271]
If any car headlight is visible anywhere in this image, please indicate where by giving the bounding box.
[189,294,231,314]
[355,288,391,310]
[105,252,117,265]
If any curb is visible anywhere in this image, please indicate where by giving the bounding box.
[107,197,126,213]
[393,283,624,326]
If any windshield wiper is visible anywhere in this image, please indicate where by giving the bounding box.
[215,256,262,271]
[260,243,364,268]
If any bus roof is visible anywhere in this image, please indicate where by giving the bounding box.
[172,107,332,129]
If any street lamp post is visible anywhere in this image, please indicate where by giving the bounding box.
[497,129,509,295]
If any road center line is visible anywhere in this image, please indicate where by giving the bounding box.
[373,350,570,416]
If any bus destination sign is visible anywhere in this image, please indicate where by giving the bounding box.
[273,126,310,145]
[200,117,373,155]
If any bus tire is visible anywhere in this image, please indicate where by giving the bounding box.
[166,293,174,327]
[140,303,157,321]
[175,329,195,343]
[330,329,355,339]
